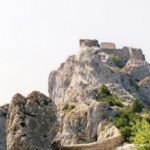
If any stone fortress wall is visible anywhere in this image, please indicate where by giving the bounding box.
[80,39,100,48]
[80,39,145,67]
[53,135,123,150]
[100,42,116,49]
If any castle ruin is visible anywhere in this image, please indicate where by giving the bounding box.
[79,39,145,67]
[100,42,116,49]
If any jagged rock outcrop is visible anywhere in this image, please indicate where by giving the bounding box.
[48,39,150,148]
[0,104,9,150]
[6,91,58,150]
[48,55,77,109]
[49,49,133,109]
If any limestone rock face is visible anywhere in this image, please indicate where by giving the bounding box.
[48,40,150,146]
[123,59,150,105]
[0,104,9,150]
[6,91,58,150]
[49,50,133,109]
[48,48,133,145]
[48,55,77,109]
[123,59,150,81]
[138,78,150,105]
[56,102,117,145]
[97,120,122,142]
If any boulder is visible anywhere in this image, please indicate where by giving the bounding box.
[97,120,123,142]
[6,91,58,150]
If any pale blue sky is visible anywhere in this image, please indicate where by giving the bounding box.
[0,0,150,105]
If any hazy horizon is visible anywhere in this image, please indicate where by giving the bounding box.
[0,0,150,105]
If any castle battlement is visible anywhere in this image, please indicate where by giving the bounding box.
[100,42,116,49]
[79,39,145,67]
[80,39,100,48]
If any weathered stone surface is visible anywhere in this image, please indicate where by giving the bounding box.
[97,120,122,142]
[0,104,9,150]
[6,91,58,150]
[49,49,134,109]
[79,39,100,52]
[60,136,123,150]
[100,42,116,49]
[123,59,150,81]
[48,47,134,145]
[137,78,150,105]
[48,55,77,109]
[55,102,117,145]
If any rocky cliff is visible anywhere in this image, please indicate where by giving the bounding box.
[3,92,58,150]
[48,39,150,149]
[1,39,150,150]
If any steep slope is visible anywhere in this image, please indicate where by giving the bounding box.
[48,39,150,147]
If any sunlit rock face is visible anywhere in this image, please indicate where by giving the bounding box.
[6,91,58,150]
[48,39,150,146]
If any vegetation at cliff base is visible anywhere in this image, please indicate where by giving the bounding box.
[96,83,123,107]
[112,99,150,150]
[96,84,150,149]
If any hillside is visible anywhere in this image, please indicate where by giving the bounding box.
[1,39,150,150]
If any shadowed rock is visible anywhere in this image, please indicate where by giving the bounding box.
[6,91,58,150]
[0,104,9,150]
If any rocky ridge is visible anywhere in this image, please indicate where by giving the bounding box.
[6,91,58,150]
[48,39,150,147]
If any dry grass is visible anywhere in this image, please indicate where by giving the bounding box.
[104,64,120,72]
[138,76,150,86]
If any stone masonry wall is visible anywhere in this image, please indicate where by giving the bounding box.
[100,42,116,49]
[61,135,123,150]
[79,39,145,67]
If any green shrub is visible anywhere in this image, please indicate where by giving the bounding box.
[96,83,111,99]
[68,105,75,111]
[130,120,150,150]
[112,106,141,141]
[62,104,75,111]
[110,54,120,67]
[119,126,132,140]
[96,84,123,107]
[62,104,69,111]
[101,95,123,107]
[145,117,150,124]
[132,99,144,113]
